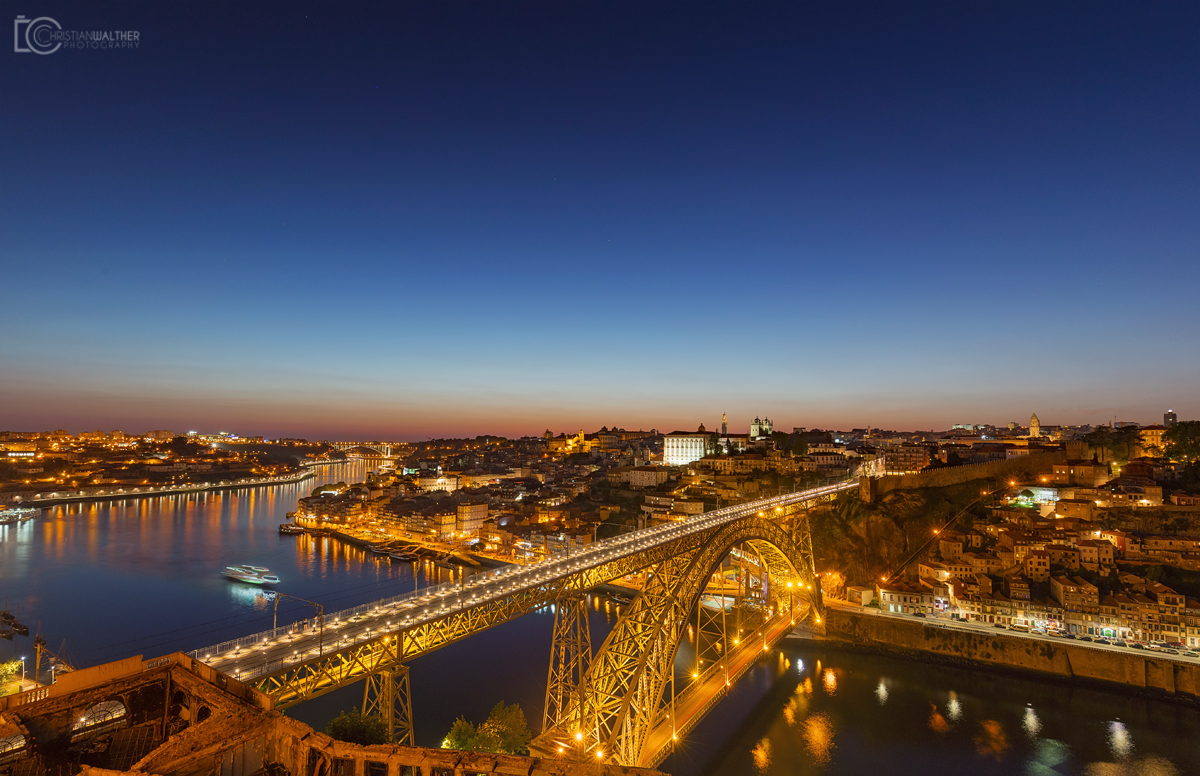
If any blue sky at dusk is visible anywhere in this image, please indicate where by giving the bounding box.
[2,1,1198,439]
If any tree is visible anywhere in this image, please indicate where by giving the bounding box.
[1164,421,1200,463]
[441,702,531,755]
[1084,426,1113,462]
[325,711,389,745]
[479,701,532,755]
[442,718,494,751]
[706,433,723,456]
[0,660,20,688]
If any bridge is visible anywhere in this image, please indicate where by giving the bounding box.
[190,478,858,768]
[329,441,412,458]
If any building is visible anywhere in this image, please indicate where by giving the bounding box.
[1139,424,1167,455]
[1165,409,1178,427]
[1051,460,1109,487]
[1029,413,1041,438]
[663,426,710,466]
[883,443,931,473]
[628,466,673,489]
[749,416,773,440]
[456,498,488,537]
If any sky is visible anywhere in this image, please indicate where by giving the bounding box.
[2,1,1198,440]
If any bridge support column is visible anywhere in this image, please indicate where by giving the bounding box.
[363,665,414,745]
[543,595,592,735]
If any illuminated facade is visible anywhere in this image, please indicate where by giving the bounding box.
[663,426,709,466]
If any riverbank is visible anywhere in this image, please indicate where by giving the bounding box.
[793,607,1200,705]
[7,469,316,508]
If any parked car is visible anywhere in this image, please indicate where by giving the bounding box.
[993,623,1005,628]
[1062,633,1077,640]
[1182,651,1199,658]
[1078,636,1093,642]
[1113,640,1129,647]
[1130,643,1146,650]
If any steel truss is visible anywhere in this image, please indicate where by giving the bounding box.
[251,500,825,768]
[543,595,592,734]
[533,514,815,766]
[362,664,414,745]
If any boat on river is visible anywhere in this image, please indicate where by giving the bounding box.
[222,565,280,585]
[0,507,38,525]
[388,551,418,562]
[278,523,304,535]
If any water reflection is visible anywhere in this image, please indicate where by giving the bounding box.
[973,720,1008,761]
[929,704,951,733]
[946,690,963,722]
[801,712,835,764]
[227,586,274,611]
[687,646,1199,776]
[821,668,837,695]
[750,737,771,772]
[1108,721,1132,759]
[1023,705,1042,739]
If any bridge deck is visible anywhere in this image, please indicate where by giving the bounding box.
[191,479,856,704]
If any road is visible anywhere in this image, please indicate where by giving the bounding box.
[637,605,805,768]
[193,478,858,680]
[826,599,1200,666]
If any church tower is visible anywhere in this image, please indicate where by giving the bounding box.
[721,413,728,435]
[1029,413,1041,438]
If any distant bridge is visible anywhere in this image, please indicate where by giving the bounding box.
[329,441,412,458]
[192,478,858,768]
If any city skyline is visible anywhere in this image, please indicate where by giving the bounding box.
[3,1,1197,441]
[1,405,1185,442]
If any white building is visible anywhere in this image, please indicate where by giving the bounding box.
[663,427,710,466]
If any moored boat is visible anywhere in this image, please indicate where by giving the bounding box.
[278,523,304,535]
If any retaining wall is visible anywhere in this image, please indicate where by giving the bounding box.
[805,608,1199,701]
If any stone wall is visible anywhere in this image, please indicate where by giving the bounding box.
[862,451,1066,502]
[808,608,1199,701]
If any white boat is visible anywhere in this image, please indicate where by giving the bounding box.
[0,508,38,525]
[223,565,280,585]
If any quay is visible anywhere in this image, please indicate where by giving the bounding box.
[5,469,316,508]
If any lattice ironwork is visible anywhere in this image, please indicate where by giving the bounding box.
[249,487,833,768]
[362,664,414,745]
[534,517,811,766]
[543,595,592,735]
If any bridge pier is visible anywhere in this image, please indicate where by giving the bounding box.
[543,595,593,736]
[362,664,414,745]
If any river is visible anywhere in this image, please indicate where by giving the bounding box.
[2,468,1197,774]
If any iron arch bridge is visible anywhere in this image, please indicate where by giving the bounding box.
[191,478,858,768]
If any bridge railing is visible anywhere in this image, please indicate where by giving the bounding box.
[189,477,859,666]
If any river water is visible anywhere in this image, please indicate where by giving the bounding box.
[2,468,1197,774]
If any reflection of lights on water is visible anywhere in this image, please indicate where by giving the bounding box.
[229,586,272,610]
[1023,706,1041,738]
[801,677,814,696]
[802,712,835,764]
[946,691,962,722]
[928,705,951,733]
[1108,721,1132,758]
[875,680,888,705]
[751,737,771,771]
[973,720,1008,761]
[822,668,837,694]
[796,659,804,673]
